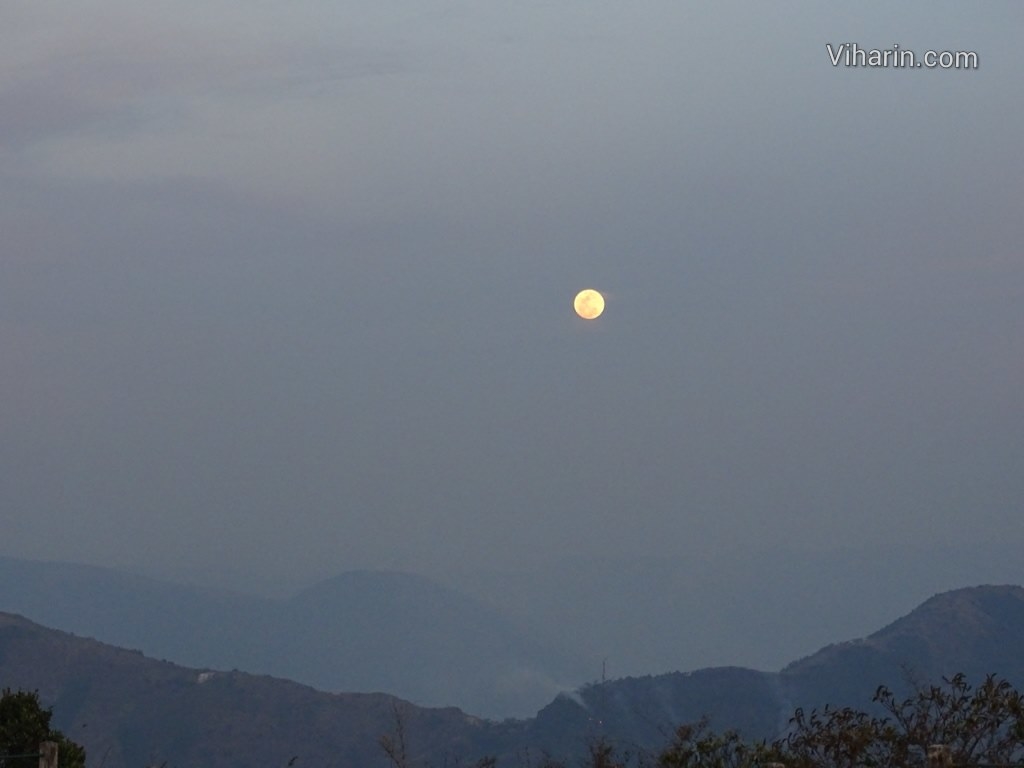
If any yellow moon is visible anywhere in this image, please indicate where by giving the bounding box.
[573,289,605,320]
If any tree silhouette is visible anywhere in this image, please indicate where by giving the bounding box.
[777,674,1024,768]
[0,689,86,768]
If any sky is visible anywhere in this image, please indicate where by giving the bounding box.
[2,2,1023,610]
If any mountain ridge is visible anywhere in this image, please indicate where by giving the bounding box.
[4,584,1024,767]
[0,555,591,718]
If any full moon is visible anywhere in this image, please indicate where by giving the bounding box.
[573,288,605,320]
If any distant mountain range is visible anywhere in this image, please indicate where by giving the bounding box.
[3,582,1024,767]
[531,583,1024,754]
[0,556,592,719]
[7,542,1023,721]
[432,541,1024,680]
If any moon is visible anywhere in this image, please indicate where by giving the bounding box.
[573,289,605,320]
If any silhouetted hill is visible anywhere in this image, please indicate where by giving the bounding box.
[0,611,506,768]
[779,583,1024,712]
[530,667,786,755]
[437,543,1024,680]
[4,583,1024,767]
[0,557,591,718]
[0,556,263,656]
[524,585,1024,749]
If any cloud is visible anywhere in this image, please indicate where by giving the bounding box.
[0,1,408,180]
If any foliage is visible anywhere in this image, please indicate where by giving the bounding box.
[777,701,897,768]
[515,736,637,768]
[0,689,86,768]
[657,717,776,768]
[379,703,410,768]
[571,673,1024,768]
[876,673,1024,766]
[379,674,1024,768]
[584,736,634,768]
[777,673,1024,768]
[655,675,1024,768]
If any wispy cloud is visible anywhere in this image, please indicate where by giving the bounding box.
[1,2,410,183]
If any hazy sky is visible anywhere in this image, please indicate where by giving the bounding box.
[2,2,1022,595]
